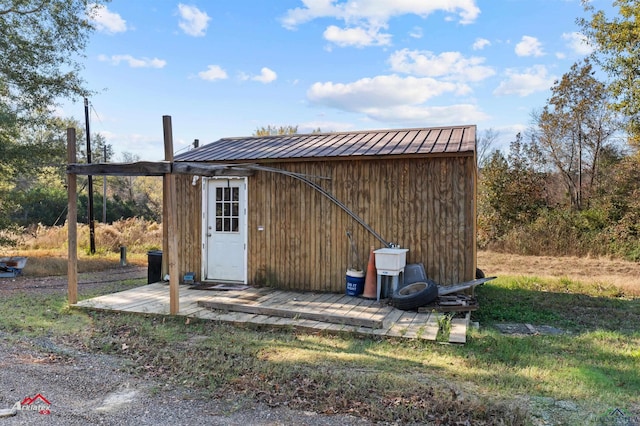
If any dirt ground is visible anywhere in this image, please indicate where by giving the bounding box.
[0,253,638,424]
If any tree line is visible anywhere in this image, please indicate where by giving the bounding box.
[478,56,640,260]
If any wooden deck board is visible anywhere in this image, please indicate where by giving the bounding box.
[403,312,429,339]
[303,294,347,332]
[386,312,418,338]
[72,284,467,343]
[422,313,440,340]
[77,285,168,311]
[449,318,468,344]
[368,308,404,336]
[284,293,338,330]
[197,300,384,329]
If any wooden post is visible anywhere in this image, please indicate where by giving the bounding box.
[67,128,78,304]
[163,116,180,314]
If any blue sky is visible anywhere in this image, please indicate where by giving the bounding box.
[63,0,610,161]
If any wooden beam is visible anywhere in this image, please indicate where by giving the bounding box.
[67,128,78,305]
[67,161,255,177]
[171,162,255,176]
[163,116,180,315]
[67,162,170,176]
[197,300,384,329]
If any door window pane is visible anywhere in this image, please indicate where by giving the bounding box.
[214,184,241,234]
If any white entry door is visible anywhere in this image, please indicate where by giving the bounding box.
[203,178,247,282]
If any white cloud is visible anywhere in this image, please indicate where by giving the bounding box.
[515,35,544,57]
[177,4,210,37]
[493,65,555,97]
[562,32,594,55]
[472,37,490,50]
[198,65,228,81]
[252,67,278,83]
[282,0,480,47]
[307,74,467,113]
[239,68,278,83]
[298,121,355,133]
[409,26,423,39]
[88,4,127,34]
[283,0,481,28]
[95,130,164,162]
[323,24,391,47]
[388,49,495,82]
[362,104,489,125]
[98,54,166,68]
[307,73,489,125]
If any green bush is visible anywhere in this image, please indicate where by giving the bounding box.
[488,207,639,259]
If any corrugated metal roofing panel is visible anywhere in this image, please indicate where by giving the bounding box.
[405,129,430,154]
[174,125,476,162]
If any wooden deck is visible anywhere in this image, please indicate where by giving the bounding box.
[73,283,468,343]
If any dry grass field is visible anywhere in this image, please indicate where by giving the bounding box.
[478,250,640,296]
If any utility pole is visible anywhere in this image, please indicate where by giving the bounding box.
[103,145,107,223]
[84,98,96,254]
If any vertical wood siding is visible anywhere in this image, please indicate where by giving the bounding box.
[176,155,476,291]
[176,175,202,278]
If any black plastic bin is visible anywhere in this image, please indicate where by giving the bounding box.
[147,250,163,284]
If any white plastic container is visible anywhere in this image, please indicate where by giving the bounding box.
[373,248,408,272]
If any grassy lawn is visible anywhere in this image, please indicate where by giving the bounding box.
[0,254,638,424]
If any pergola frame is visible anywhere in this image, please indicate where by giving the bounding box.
[66,115,252,314]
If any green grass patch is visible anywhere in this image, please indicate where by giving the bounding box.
[473,275,639,333]
[1,271,638,424]
[0,293,91,338]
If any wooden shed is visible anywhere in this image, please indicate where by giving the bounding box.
[173,125,477,293]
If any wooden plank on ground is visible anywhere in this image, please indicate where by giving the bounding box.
[205,288,271,304]
[255,289,294,307]
[448,318,467,344]
[288,293,339,331]
[336,296,366,318]
[299,292,336,310]
[76,286,168,311]
[179,291,221,316]
[197,300,383,329]
[385,311,417,338]
[283,292,324,310]
[370,308,404,335]
[353,302,391,335]
[422,313,439,340]
[311,294,356,331]
[403,312,430,339]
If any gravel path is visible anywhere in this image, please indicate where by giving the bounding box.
[0,266,149,295]
[0,268,369,425]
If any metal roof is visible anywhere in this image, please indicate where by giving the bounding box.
[175,125,476,162]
